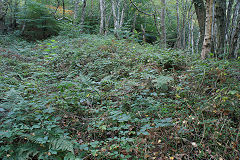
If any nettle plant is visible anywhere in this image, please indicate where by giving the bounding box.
[0,89,78,159]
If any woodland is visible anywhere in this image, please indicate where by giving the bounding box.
[0,0,239,159]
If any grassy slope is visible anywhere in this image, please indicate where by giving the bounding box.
[0,34,239,159]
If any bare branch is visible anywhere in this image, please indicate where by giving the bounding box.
[129,0,154,17]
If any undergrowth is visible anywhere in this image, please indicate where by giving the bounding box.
[0,34,239,159]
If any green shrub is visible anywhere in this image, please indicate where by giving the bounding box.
[18,1,60,41]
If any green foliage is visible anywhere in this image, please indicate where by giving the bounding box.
[0,33,239,159]
[0,89,74,159]
[18,1,60,40]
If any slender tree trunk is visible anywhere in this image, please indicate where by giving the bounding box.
[99,0,105,34]
[132,11,137,32]
[187,6,194,50]
[0,0,7,33]
[191,19,194,54]
[9,0,18,29]
[104,11,112,35]
[201,0,214,59]
[80,0,87,32]
[215,0,226,57]
[161,0,166,48]
[229,20,240,58]
[225,0,234,44]
[181,0,186,49]
[74,0,80,22]
[229,1,239,46]
[196,31,200,53]
[210,0,215,54]
[111,0,125,38]
[62,0,65,17]
[193,0,206,50]
[188,10,194,54]
[141,24,146,43]
[152,10,161,43]
[89,0,93,17]
[111,0,118,36]
[0,16,5,34]
[229,3,240,58]
[13,0,18,29]
[119,3,125,28]
[177,0,179,37]
[0,0,4,31]
[175,0,181,48]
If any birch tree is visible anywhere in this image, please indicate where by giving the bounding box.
[111,0,125,38]
[74,0,80,22]
[99,0,105,34]
[161,0,166,48]
[201,0,214,59]
[175,0,181,48]
[229,0,240,58]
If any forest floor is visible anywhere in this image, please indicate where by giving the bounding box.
[0,34,239,159]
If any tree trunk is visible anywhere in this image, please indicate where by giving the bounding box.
[229,1,239,46]
[0,0,7,33]
[141,24,146,43]
[89,0,93,17]
[210,0,215,54]
[111,0,125,38]
[175,0,181,48]
[9,0,18,30]
[229,20,240,58]
[161,0,166,48]
[104,11,112,35]
[201,0,214,59]
[80,0,87,31]
[225,0,234,41]
[132,11,137,32]
[188,10,194,54]
[119,3,125,28]
[99,0,105,34]
[62,0,65,17]
[193,0,206,50]
[229,3,240,58]
[111,0,118,36]
[215,0,226,57]
[74,0,80,22]
[191,20,194,54]
[181,0,187,49]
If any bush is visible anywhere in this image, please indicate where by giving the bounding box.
[18,1,60,41]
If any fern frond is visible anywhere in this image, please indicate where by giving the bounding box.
[15,143,41,160]
[152,75,174,90]
[50,138,74,153]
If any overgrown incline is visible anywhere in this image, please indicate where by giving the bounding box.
[0,35,239,159]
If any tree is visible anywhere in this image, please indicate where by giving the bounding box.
[229,0,240,58]
[111,0,125,38]
[175,0,181,48]
[215,0,226,57]
[0,0,8,33]
[225,0,234,50]
[99,0,105,34]
[201,0,213,59]
[80,0,87,31]
[73,0,80,22]
[193,0,206,49]
[161,0,166,48]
